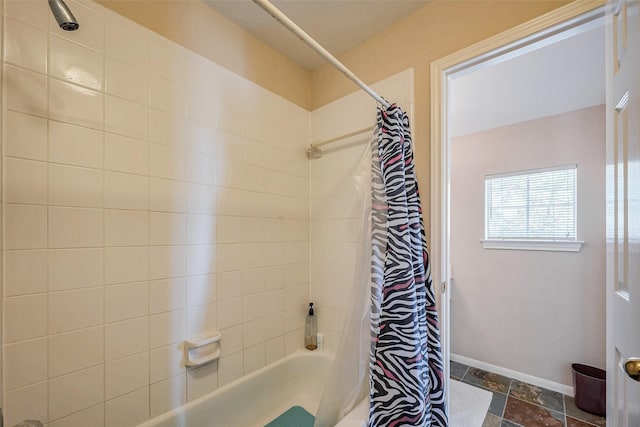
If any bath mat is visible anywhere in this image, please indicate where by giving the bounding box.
[265,406,315,427]
[335,380,491,427]
[449,379,492,427]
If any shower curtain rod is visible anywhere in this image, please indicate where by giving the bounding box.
[252,0,391,109]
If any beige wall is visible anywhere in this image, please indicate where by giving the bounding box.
[97,0,312,109]
[94,1,572,175]
[311,0,571,220]
[450,106,606,387]
[93,1,575,215]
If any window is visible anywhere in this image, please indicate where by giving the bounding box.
[483,165,583,252]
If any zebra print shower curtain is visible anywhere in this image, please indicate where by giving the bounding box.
[369,105,447,426]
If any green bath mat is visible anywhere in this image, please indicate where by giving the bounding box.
[265,406,315,427]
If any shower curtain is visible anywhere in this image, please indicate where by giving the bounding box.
[314,104,446,427]
[369,105,447,426]
[313,130,375,427]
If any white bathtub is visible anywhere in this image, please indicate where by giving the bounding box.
[139,350,334,427]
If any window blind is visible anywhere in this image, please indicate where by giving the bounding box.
[485,166,577,241]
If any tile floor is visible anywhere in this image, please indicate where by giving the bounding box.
[450,361,607,427]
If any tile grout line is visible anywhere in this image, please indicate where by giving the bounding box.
[503,378,512,419]
[465,363,606,427]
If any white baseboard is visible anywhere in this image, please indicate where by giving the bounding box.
[451,353,574,396]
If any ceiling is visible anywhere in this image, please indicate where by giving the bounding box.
[203,0,604,130]
[450,21,605,137]
[203,0,429,70]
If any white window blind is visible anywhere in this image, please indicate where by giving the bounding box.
[485,166,577,241]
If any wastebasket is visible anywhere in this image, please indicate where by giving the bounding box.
[571,363,606,416]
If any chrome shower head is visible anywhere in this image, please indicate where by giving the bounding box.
[49,0,79,31]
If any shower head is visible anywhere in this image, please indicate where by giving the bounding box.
[48,0,79,31]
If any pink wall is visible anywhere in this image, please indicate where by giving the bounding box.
[450,105,606,388]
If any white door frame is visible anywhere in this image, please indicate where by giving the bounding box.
[429,0,606,416]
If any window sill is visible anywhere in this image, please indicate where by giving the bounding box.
[481,240,584,252]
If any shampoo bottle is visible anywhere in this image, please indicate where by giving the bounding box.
[304,302,317,350]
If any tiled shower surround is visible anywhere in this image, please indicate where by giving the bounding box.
[2,0,311,425]
[308,70,413,352]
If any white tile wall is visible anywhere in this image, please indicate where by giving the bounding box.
[5,158,48,204]
[218,351,243,387]
[48,207,104,248]
[105,387,149,427]
[49,120,103,168]
[105,282,149,322]
[49,78,104,129]
[149,278,186,314]
[4,338,47,390]
[5,294,48,343]
[48,34,103,90]
[48,288,104,333]
[104,246,148,285]
[149,374,186,418]
[5,204,47,249]
[48,326,104,377]
[104,132,149,175]
[48,364,104,420]
[5,110,48,160]
[186,362,218,402]
[105,352,149,400]
[49,404,104,427]
[2,1,309,424]
[49,248,102,291]
[5,65,47,117]
[105,317,149,363]
[5,249,47,296]
[4,382,48,427]
[186,274,217,307]
[149,343,183,384]
[4,17,47,73]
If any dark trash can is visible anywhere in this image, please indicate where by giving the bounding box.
[572,363,606,416]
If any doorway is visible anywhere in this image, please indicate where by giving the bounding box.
[428,1,607,422]
[449,15,605,383]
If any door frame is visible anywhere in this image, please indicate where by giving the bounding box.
[429,0,606,416]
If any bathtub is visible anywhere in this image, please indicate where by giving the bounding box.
[139,350,334,427]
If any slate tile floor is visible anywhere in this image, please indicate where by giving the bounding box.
[450,361,607,427]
